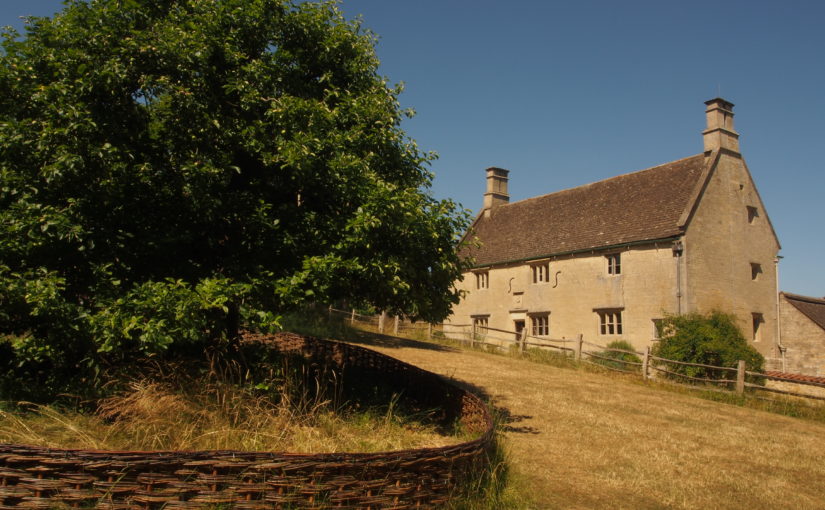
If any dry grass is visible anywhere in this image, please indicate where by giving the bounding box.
[351,332,825,510]
[0,370,454,454]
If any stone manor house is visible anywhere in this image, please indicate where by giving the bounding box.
[449,98,788,367]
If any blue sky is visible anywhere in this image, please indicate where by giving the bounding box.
[3,1,824,296]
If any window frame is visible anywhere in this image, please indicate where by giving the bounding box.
[529,313,550,336]
[652,318,664,340]
[596,309,623,335]
[746,205,759,224]
[472,315,489,336]
[752,313,763,342]
[475,271,489,290]
[750,262,762,281]
[531,262,550,284]
[606,253,621,275]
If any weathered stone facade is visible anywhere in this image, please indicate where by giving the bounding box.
[778,293,825,376]
[682,150,781,358]
[457,242,679,346]
[449,98,783,359]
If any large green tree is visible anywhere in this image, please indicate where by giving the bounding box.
[0,0,469,397]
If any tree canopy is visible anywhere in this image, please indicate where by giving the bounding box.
[0,0,470,398]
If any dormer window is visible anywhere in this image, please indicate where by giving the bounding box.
[747,206,759,224]
[532,262,550,284]
[606,253,621,275]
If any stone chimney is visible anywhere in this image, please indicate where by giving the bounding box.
[483,167,509,210]
[703,97,740,154]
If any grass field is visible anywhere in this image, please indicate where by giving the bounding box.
[4,315,825,509]
[320,323,825,510]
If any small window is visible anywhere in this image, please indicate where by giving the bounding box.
[652,318,664,339]
[606,253,621,275]
[530,314,550,336]
[472,316,489,333]
[752,313,763,342]
[750,263,762,281]
[476,271,489,290]
[747,206,759,224]
[597,309,623,335]
[531,262,550,284]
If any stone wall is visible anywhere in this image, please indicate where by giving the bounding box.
[779,296,825,376]
[449,242,679,351]
[683,151,780,357]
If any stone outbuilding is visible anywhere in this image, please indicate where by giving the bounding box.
[778,293,825,376]
[449,98,784,365]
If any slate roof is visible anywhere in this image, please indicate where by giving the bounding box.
[462,154,708,267]
[783,293,825,332]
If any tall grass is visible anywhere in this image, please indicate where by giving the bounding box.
[0,350,455,453]
[446,416,535,510]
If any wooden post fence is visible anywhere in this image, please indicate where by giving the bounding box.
[642,346,650,380]
[350,309,356,324]
[378,311,386,333]
[394,316,400,335]
[519,329,527,354]
[575,334,583,361]
[428,323,433,340]
[736,359,746,395]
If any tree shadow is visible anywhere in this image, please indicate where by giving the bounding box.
[450,377,540,435]
[339,329,541,434]
[341,328,459,352]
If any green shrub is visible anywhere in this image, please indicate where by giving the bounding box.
[592,340,642,372]
[652,312,764,383]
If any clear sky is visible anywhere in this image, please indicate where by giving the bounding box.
[3,1,824,297]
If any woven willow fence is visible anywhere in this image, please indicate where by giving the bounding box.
[0,332,494,509]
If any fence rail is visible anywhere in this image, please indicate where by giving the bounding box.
[327,307,825,403]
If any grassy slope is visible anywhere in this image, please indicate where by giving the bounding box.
[341,332,825,510]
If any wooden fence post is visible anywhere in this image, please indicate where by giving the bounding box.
[328,304,332,319]
[575,334,583,361]
[394,316,400,336]
[642,346,650,380]
[519,329,527,355]
[428,323,433,340]
[470,323,476,348]
[736,360,746,395]
[378,311,386,333]
[350,309,356,325]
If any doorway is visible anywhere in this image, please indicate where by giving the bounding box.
[513,319,525,341]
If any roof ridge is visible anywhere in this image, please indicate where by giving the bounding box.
[495,153,705,209]
[782,292,825,305]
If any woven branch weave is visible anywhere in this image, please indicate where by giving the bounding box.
[0,332,494,509]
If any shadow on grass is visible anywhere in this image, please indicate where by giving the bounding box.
[343,328,458,352]
[339,329,542,435]
[283,311,542,437]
